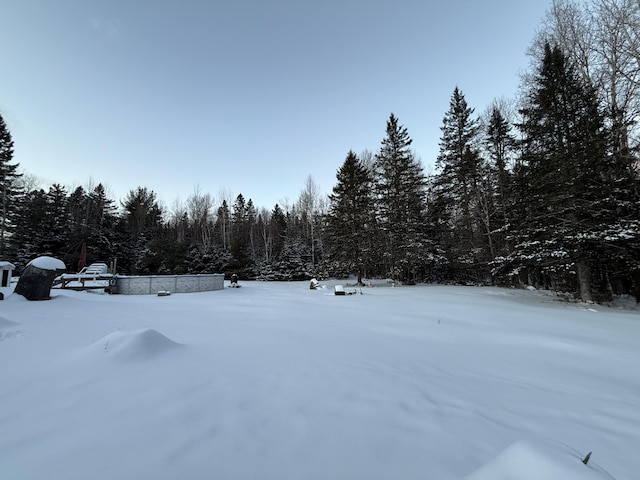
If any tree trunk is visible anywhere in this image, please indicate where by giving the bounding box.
[576,261,593,303]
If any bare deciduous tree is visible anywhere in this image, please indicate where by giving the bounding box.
[297,175,324,267]
[533,0,640,152]
[187,186,214,246]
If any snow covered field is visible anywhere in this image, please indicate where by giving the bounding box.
[1,280,638,480]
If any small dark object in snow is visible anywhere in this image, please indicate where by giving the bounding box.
[157,290,171,297]
[582,451,592,465]
[334,285,361,295]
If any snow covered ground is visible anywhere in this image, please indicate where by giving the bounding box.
[1,280,638,480]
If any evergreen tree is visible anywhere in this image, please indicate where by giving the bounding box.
[435,87,482,232]
[0,112,20,255]
[471,103,518,267]
[121,187,162,239]
[373,114,430,282]
[215,199,231,251]
[485,104,515,227]
[231,194,247,229]
[9,188,48,264]
[269,203,287,260]
[501,43,612,301]
[433,88,491,280]
[72,184,118,268]
[326,150,375,284]
[245,199,257,261]
[120,187,163,273]
[42,184,71,258]
[229,194,252,271]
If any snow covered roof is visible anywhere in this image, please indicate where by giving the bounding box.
[0,261,16,269]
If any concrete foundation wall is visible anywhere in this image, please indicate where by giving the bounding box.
[113,274,224,295]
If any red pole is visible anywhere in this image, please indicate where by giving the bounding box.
[77,241,87,272]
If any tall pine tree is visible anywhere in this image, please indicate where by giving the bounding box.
[503,43,611,301]
[0,112,20,256]
[485,104,515,229]
[326,150,375,284]
[374,114,430,282]
[433,88,491,281]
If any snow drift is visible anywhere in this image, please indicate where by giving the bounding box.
[84,328,182,362]
[466,440,615,480]
[0,316,26,341]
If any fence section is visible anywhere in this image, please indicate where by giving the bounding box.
[112,274,224,295]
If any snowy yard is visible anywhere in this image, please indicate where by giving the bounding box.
[0,281,638,480]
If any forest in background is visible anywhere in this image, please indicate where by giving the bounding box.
[1,0,639,303]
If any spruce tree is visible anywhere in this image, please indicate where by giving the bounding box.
[373,114,430,282]
[120,187,163,273]
[326,150,375,284]
[42,184,71,257]
[216,199,230,251]
[504,43,611,301]
[81,184,117,266]
[0,112,20,255]
[433,88,491,280]
[476,104,517,265]
[435,88,482,233]
[9,188,48,263]
[121,187,162,239]
[246,199,257,261]
[269,203,287,260]
[230,194,251,270]
[485,105,515,226]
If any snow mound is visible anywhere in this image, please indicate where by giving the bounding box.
[0,316,25,341]
[91,328,181,361]
[466,441,615,480]
[0,317,20,329]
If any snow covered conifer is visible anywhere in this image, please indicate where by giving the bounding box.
[502,43,612,301]
[432,88,492,280]
[0,112,20,255]
[373,114,431,282]
[326,150,375,284]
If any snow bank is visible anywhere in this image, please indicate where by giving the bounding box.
[466,441,615,480]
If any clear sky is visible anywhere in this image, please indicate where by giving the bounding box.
[1,0,551,212]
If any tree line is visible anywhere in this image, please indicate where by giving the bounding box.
[1,0,639,302]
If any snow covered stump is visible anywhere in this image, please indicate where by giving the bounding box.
[15,256,66,301]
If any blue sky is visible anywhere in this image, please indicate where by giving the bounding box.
[1,0,551,211]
